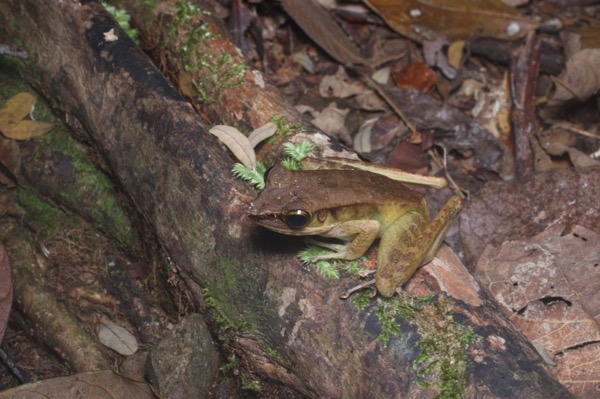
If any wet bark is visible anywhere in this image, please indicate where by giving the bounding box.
[0,1,574,398]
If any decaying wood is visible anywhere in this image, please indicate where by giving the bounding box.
[0,1,574,397]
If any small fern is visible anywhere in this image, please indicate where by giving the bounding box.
[232,162,267,190]
[297,245,366,280]
[281,139,316,170]
[281,157,300,170]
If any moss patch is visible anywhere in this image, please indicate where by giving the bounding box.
[359,292,478,398]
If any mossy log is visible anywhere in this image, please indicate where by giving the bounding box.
[0,1,573,397]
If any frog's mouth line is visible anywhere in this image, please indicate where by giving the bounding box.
[249,214,332,236]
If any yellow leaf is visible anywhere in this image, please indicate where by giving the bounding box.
[0,92,36,128]
[1,120,55,140]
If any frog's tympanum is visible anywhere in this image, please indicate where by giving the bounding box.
[249,165,462,297]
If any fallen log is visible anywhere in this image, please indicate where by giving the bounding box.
[0,1,573,397]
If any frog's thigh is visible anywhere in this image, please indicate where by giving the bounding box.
[420,195,462,264]
[376,212,427,296]
[320,220,380,260]
[376,196,462,296]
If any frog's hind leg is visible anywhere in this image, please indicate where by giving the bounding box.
[375,195,462,297]
[375,212,428,297]
[420,195,463,264]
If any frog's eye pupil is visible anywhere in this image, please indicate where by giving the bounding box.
[285,210,311,229]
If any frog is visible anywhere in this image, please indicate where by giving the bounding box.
[248,164,463,297]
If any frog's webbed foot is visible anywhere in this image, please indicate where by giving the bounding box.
[340,278,377,299]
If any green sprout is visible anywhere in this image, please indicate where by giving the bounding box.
[281,139,316,170]
[232,162,267,190]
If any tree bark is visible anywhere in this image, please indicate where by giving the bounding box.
[0,1,574,398]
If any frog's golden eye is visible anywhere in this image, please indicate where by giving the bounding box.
[285,209,312,229]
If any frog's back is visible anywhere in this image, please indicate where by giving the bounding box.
[284,168,425,209]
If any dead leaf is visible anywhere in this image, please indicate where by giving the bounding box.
[209,125,256,168]
[391,62,437,92]
[248,122,277,148]
[363,0,538,43]
[0,370,156,399]
[1,120,55,140]
[554,342,600,398]
[98,322,138,356]
[310,102,351,144]
[0,92,36,127]
[319,66,366,98]
[280,0,366,65]
[475,224,600,398]
[387,133,434,174]
[0,92,55,140]
[374,85,504,169]
[447,40,465,69]
[551,48,600,102]
[460,166,600,266]
[423,37,457,79]
[0,243,12,343]
[540,139,600,168]
[452,75,512,140]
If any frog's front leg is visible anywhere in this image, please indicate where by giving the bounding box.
[308,220,380,261]
[376,196,462,297]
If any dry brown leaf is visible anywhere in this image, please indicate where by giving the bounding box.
[364,0,538,43]
[475,224,600,397]
[0,92,35,127]
[0,243,12,343]
[319,67,366,98]
[1,119,55,140]
[0,370,156,399]
[98,322,138,356]
[554,342,600,398]
[310,102,351,144]
[208,125,256,168]
[248,122,277,148]
[281,0,366,65]
[390,62,437,92]
[551,48,600,102]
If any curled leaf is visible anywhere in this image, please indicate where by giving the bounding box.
[248,122,277,148]
[209,125,256,168]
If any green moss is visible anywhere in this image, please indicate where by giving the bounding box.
[33,130,136,250]
[16,189,79,240]
[202,284,251,342]
[269,115,301,139]
[357,292,478,398]
[166,0,246,104]
[261,341,281,359]
[102,2,139,44]
[219,354,262,393]
[0,65,135,250]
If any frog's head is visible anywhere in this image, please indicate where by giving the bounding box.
[249,195,336,236]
